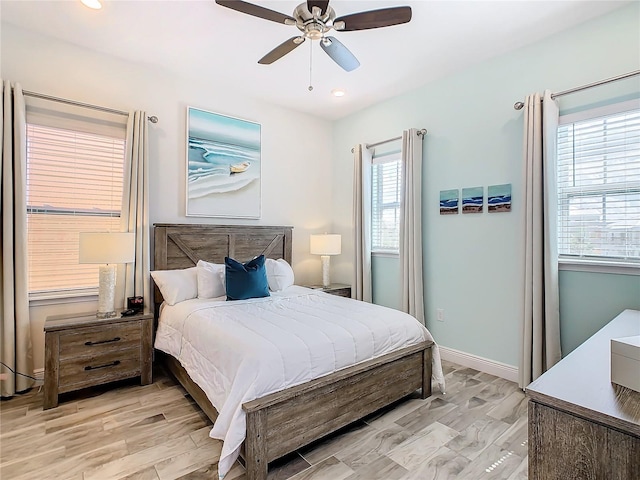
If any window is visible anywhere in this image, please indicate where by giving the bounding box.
[371,151,402,253]
[557,101,640,266]
[25,99,127,296]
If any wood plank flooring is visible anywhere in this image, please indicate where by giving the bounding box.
[0,360,528,479]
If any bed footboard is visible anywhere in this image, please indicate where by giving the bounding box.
[242,341,433,480]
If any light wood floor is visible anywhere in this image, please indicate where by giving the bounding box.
[0,360,528,480]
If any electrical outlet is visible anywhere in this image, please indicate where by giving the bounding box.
[33,368,44,385]
[436,308,444,322]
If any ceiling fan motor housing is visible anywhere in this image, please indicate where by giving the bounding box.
[293,3,335,40]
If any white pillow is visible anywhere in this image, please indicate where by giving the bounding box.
[196,260,226,298]
[151,267,198,306]
[265,258,295,292]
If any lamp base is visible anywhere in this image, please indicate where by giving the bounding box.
[97,264,117,318]
[321,255,331,287]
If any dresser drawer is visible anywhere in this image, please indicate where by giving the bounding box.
[58,347,141,392]
[59,322,142,360]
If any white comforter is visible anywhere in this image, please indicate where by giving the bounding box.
[154,286,445,478]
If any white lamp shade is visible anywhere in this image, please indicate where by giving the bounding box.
[310,234,342,256]
[79,232,135,264]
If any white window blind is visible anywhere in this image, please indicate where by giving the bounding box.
[26,99,127,295]
[557,102,640,264]
[371,150,402,253]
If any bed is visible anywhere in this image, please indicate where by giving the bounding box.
[153,223,443,480]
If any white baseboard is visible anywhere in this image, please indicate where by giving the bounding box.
[438,346,519,383]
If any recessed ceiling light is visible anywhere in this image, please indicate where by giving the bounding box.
[81,0,102,10]
[331,88,346,97]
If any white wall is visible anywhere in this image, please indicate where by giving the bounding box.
[2,24,334,370]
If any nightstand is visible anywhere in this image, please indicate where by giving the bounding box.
[43,311,153,409]
[304,283,352,298]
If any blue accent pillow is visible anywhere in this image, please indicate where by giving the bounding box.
[225,255,270,301]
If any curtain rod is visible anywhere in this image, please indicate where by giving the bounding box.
[513,70,640,110]
[351,128,427,153]
[22,89,159,123]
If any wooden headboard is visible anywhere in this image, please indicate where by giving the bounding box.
[153,224,293,313]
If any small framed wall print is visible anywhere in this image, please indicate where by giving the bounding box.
[440,189,459,215]
[488,184,512,212]
[462,186,483,213]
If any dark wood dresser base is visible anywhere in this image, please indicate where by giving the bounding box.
[526,309,640,480]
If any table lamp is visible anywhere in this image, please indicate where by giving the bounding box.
[310,233,341,287]
[79,232,135,318]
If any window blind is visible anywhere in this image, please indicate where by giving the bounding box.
[557,104,640,263]
[371,150,402,253]
[26,100,127,295]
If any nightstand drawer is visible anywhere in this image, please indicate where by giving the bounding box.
[58,348,141,392]
[59,322,141,360]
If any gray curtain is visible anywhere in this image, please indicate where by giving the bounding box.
[520,90,562,388]
[1,80,34,396]
[116,111,150,311]
[353,144,372,302]
[400,128,425,323]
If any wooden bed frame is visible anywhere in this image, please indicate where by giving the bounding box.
[153,223,433,480]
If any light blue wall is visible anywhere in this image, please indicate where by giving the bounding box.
[331,4,640,367]
[559,271,640,354]
[372,255,401,310]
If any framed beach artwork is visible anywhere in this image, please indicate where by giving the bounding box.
[186,107,261,218]
[462,186,483,213]
[488,184,512,212]
[439,189,459,215]
[487,183,511,213]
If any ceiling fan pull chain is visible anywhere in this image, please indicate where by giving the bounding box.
[308,40,313,91]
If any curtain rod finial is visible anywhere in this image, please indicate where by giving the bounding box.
[148,115,158,123]
[514,101,525,110]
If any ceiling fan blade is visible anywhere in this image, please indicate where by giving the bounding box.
[307,0,329,16]
[215,0,295,25]
[320,36,360,72]
[258,37,305,65]
[334,6,412,31]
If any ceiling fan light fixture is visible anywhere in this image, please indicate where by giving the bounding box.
[80,0,102,9]
[306,26,324,40]
[331,88,346,97]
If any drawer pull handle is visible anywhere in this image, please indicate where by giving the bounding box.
[84,360,121,371]
[85,337,121,346]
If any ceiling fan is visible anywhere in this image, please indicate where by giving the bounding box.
[215,0,412,72]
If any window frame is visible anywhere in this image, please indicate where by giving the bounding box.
[557,99,640,275]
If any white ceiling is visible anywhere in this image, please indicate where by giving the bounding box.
[0,0,630,120]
